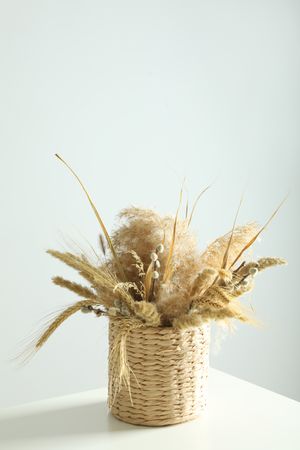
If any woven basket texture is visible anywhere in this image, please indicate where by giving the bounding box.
[108,317,210,426]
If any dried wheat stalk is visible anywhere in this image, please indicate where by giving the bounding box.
[52,276,96,299]
[36,299,100,349]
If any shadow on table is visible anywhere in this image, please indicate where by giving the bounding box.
[0,399,140,442]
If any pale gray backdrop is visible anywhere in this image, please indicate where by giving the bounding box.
[0,0,299,408]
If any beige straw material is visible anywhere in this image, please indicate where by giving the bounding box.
[108,317,210,426]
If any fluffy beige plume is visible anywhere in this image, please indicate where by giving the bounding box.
[110,207,202,295]
[199,223,259,270]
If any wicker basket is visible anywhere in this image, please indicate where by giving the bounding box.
[108,317,210,426]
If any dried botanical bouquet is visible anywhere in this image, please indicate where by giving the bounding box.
[27,155,286,420]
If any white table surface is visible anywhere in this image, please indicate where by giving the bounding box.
[0,368,299,450]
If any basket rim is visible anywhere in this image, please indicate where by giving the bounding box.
[108,315,210,333]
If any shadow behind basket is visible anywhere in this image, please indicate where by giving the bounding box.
[108,317,210,426]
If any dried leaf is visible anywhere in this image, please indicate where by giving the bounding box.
[55,154,126,281]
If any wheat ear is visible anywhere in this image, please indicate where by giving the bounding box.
[36,299,99,349]
[52,276,96,299]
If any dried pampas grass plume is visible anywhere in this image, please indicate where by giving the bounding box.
[200,222,259,271]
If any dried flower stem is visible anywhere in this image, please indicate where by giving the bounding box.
[188,184,211,227]
[163,186,183,282]
[99,234,106,256]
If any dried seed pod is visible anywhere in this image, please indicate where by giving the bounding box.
[150,252,158,262]
[120,304,130,316]
[114,299,122,308]
[108,307,119,317]
[156,243,164,253]
[249,267,258,276]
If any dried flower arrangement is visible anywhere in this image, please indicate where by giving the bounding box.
[37,156,286,341]
[27,155,287,425]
